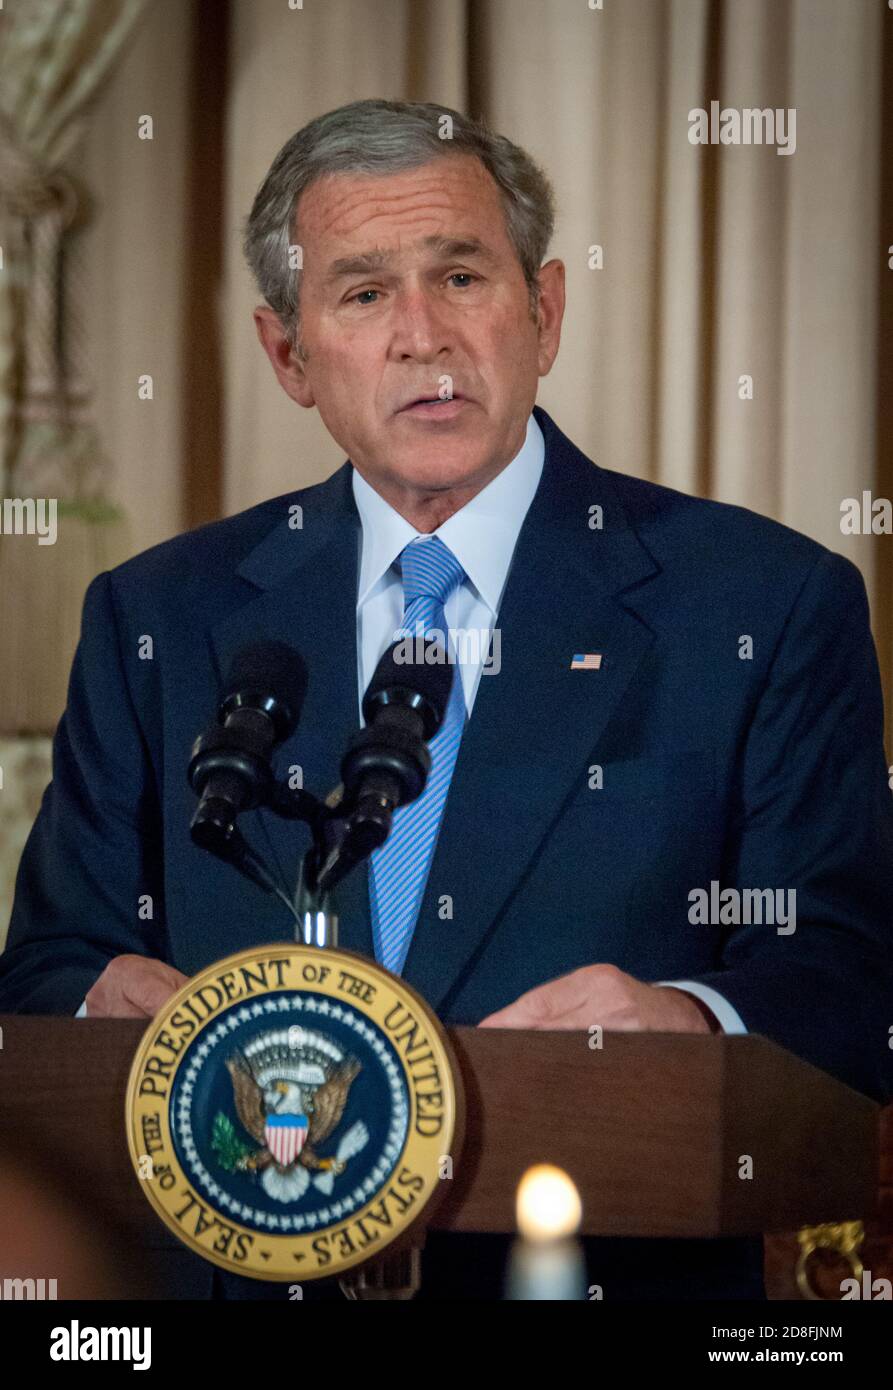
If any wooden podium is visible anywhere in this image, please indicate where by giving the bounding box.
[0,1017,888,1299]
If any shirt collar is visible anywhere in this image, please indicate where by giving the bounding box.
[351,411,545,615]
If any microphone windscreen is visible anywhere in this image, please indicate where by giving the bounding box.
[222,641,308,733]
[363,638,453,732]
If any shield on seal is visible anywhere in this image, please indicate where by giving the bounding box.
[265,1113,309,1166]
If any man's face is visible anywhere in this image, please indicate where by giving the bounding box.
[255,153,564,519]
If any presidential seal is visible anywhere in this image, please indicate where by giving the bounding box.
[125,945,462,1281]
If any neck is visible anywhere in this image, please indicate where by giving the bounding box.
[386,482,486,532]
[358,419,530,531]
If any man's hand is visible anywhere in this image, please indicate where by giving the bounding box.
[85,954,189,1019]
[478,964,715,1033]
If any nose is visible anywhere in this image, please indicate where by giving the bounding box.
[390,285,453,363]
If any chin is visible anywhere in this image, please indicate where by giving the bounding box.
[395,432,490,476]
[392,455,485,492]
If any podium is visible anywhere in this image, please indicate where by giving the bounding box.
[0,1016,888,1299]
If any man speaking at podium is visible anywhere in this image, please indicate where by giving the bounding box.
[2,99,892,1301]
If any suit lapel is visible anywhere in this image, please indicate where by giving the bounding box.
[207,463,374,959]
[400,407,661,1011]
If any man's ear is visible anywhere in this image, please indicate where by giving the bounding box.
[253,306,314,407]
[534,259,565,378]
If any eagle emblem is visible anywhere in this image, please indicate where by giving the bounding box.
[211,1030,369,1203]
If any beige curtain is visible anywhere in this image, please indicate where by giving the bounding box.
[0,0,149,735]
[0,0,148,496]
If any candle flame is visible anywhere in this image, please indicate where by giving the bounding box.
[516,1164,582,1240]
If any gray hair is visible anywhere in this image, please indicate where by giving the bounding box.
[242,98,556,354]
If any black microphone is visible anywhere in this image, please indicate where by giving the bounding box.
[362,637,452,738]
[188,640,308,852]
[311,639,453,894]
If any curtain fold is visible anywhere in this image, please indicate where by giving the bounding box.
[0,0,148,498]
[0,0,148,736]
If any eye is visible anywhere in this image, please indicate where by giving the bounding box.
[448,273,477,288]
[346,288,380,306]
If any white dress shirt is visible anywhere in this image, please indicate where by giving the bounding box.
[77,411,746,1033]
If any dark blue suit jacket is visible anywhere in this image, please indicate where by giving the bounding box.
[2,405,891,1297]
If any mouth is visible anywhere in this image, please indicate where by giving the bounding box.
[396,394,471,421]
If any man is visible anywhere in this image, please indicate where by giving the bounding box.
[2,99,892,1301]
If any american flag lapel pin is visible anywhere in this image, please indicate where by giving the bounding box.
[571,653,603,670]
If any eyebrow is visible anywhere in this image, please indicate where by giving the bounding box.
[323,236,498,285]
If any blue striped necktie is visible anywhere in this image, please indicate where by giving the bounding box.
[370,535,468,975]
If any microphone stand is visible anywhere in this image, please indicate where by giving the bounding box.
[290,797,426,1300]
[188,753,340,939]
[188,757,374,953]
[293,839,339,950]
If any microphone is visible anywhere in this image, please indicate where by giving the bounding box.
[362,636,452,738]
[188,641,308,853]
[311,639,453,894]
